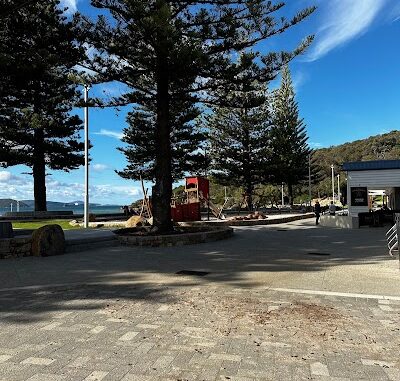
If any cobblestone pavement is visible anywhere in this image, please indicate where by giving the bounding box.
[1,282,399,381]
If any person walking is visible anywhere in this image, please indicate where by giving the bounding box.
[329,201,336,216]
[314,201,321,225]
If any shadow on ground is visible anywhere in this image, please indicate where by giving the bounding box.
[0,219,398,324]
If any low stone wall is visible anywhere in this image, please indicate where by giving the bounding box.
[116,226,233,247]
[180,213,315,227]
[0,236,32,259]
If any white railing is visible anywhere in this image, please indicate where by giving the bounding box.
[386,213,400,256]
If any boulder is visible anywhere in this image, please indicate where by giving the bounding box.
[31,224,65,257]
[125,216,145,228]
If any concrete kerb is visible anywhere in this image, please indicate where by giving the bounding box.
[180,212,315,227]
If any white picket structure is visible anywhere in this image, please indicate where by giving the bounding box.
[386,213,400,256]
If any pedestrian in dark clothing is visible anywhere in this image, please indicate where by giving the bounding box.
[314,201,321,225]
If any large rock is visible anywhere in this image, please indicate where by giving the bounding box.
[125,216,145,228]
[31,224,65,257]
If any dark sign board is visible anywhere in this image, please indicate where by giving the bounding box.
[351,187,368,206]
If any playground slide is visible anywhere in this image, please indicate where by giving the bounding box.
[200,196,226,220]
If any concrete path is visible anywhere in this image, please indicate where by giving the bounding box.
[1,219,399,296]
[0,220,399,381]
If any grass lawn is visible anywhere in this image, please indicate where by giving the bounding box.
[12,219,81,230]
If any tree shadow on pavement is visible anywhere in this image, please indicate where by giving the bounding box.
[0,220,398,324]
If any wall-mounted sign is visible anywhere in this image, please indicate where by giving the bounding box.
[351,187,368,206]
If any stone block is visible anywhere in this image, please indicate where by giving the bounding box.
[31,225,65,257]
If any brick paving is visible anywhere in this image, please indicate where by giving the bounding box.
[0,282,399,381]
[1,220,400,380]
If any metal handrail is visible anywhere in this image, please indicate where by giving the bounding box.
[387,214,400,257]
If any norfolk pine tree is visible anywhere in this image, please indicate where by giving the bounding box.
[207,54,271,211]
[269,65,312,204]
[117,72,207,182]
[79,1,315,232]
[0,0,84,211]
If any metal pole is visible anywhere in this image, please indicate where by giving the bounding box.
[331,165,335,204]
[337,174,340,204]
[308,153,312,208]
[83,85,90,229]
[17,200,20,212]
[281,183,284,207]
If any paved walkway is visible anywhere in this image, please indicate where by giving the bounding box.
[0,220,399,380]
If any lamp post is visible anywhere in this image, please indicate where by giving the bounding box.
[331,164,335,204]
[308,153,312,208]
[83,85,90,229]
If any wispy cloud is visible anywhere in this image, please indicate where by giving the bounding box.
[95,129,124,140]
[390,2,400,22]
[292,70,308,91]
[0,172,139,204]
[307,0,388,61]
[92,164,109,172]
[59,0,78,15]
[309,142,323,149]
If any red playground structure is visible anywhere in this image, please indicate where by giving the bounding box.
[171,176,225,222]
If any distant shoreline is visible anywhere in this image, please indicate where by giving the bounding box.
[0,204,123,217]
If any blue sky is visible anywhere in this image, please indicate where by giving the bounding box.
[1,0,400,204]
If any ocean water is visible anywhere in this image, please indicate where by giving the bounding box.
[0,204,123,217]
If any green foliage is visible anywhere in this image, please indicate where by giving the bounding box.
[0,0,84,210]
[269,66,314,203]
[117,95,207,182]
[206,55,271,209]
[312,130,400,199]
[79,0,315,230]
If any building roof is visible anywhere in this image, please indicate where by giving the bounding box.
[342,160,400,172]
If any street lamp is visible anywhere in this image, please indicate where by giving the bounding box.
[83,85,90,229]
[331,164,335,204]
[308,153,312,208]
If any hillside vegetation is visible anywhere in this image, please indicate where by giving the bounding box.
[168,131,400,208]
[313,130,400,177]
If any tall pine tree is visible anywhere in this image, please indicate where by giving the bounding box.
[269,65,311,204]
[207,54,271,210]
[79,1,315,231]
[0,0,84,211]
[117,69,207,182]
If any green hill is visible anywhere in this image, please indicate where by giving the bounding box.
[0,199,29,208]
[313,130,400,178]
[310,130,400,199]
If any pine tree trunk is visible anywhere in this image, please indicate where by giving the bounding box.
[152,32,173,232]
[33,128,47,212]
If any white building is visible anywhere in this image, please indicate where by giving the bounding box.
[322,160,400,228]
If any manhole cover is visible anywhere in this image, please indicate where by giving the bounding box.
[307,252,331,256]
[176,270,209,276]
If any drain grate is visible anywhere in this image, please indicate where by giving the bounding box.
[276,229,287,232]
[307,252,331,256]
[176,270,209,276]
